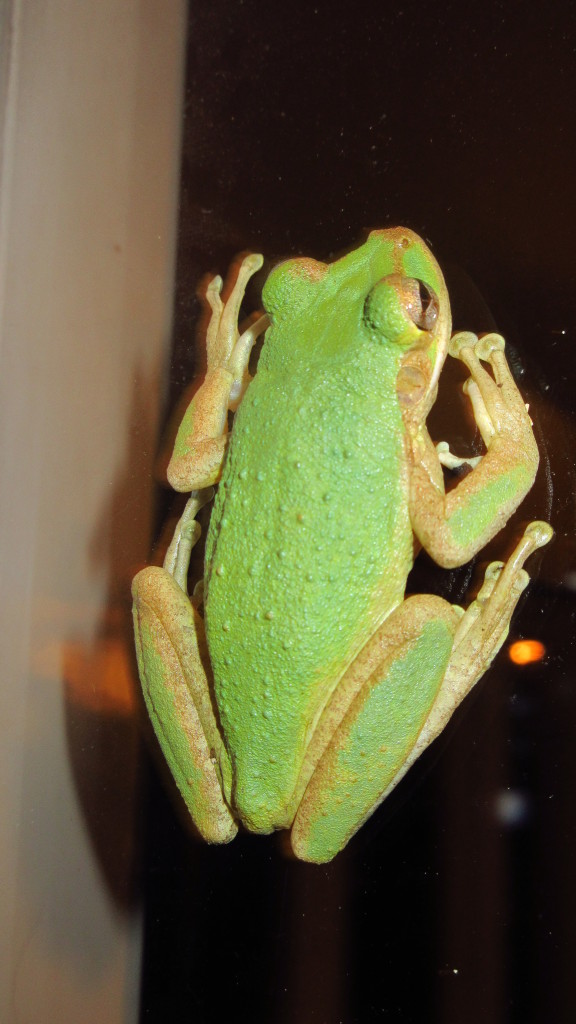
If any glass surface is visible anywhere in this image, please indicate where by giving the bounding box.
[139,2,576,1021]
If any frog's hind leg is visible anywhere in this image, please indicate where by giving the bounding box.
[132,494,237,844]
[290,596,459,863]
[291,521,551,863]
[409,521,552,768]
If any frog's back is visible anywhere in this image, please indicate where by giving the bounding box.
[204,349,413,832]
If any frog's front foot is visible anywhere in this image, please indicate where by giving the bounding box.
[436,440,481,471]
[167,254,267,493]
[449,331,537,460]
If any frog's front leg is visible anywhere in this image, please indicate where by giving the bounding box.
[406,332,541,567]
[168,253,268,492]
[291,521,551,864]
[133,498,237,842]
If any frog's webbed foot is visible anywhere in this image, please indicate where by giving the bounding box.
[291,521,552,864]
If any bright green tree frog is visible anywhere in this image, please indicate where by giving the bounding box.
[132,228,551,863]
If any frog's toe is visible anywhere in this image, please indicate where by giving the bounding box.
[475,332,506,361]
[448,331,478,359]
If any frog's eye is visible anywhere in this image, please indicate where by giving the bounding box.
[415,280,439,332]
[364,274,439,347]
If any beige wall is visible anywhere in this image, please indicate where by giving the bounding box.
[0,2,187,1020]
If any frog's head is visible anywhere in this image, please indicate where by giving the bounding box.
[261,228,451,420]
[364,228,452,420]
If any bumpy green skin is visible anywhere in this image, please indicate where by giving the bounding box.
[448,466,529,547]
[203,233,442,833]
[300,618,454,860]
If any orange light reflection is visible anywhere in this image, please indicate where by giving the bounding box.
[508,639,546,666]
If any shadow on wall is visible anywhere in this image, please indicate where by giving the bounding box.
[59,360,163,911]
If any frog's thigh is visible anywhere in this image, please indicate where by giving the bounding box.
[291,596,459,864]
[132,567,237,843]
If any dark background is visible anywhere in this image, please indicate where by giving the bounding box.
[139,1,576,1021]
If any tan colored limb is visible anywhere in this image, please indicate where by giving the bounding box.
[132,567,237,842]
[436,441,481,470]
[168,255,268,492]
[291,598,459,862]
[289,594,462,823]
[163,487,214,590]
[291,521,551,861]
[405,332,540,567]
[392,520,552,786]
[133,439,238,838]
